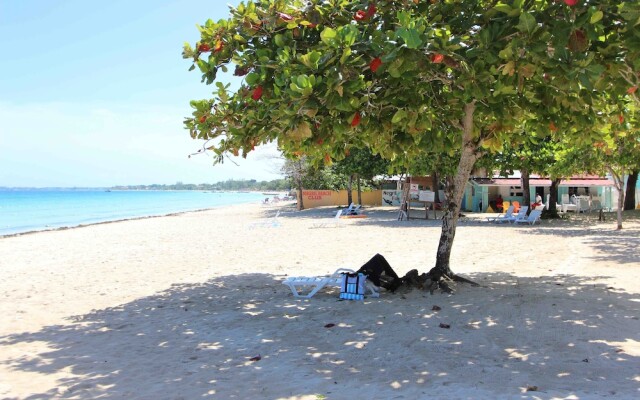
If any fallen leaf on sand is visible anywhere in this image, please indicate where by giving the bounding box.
[249,355,261,362]
[432,305,441,311]
[526,385,538,392]
[439,323,450,329]
[324,323,335,328]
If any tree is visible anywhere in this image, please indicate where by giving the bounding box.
[184,0,632,292]
[332,147,389,205]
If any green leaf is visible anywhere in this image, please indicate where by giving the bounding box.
[397,28,422,49]
[320,27,337,46]
[340,48,351,65]
[590,11,603,24]
[299,51,322,69]
[392,109,407,124]
[516,12,537,34]
[245,72,260,85]
[493,3,512,14]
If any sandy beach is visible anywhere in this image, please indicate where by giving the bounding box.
[1,203,639,399]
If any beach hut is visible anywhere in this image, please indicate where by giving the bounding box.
[466,174,615,212]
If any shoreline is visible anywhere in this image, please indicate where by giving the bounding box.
[0,205,241,239]
[0,190,280,238]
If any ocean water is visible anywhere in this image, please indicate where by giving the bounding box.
[0,189,267,236]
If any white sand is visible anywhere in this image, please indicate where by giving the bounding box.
[1,203,639,399]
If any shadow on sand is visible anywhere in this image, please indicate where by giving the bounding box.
[2,270,639,399]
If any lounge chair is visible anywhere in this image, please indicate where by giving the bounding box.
[509,206,529,223]
[514,209,542,225]
[282,268,380,299]
[342,203,362,216]
[486,205,515,223]
[248,211,281,229]
[310,210,344,228]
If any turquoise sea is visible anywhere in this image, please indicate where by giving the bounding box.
[0,189,267,237]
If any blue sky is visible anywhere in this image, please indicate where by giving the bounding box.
[0,0,283,187]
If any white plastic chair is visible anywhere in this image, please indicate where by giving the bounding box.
[282,268,380,299]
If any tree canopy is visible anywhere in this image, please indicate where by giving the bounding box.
[184,0,639,291]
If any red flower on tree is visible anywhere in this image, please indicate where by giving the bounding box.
[354,10,367,21]
[564,0,578,6]
[627,86,638,94]
[351,112,361,127]
[370,57,383,73]
[199,115,207,123]
[252,86,263,101]
[430,53,444,63]
[198,43,211,52]
[366,3,377,18]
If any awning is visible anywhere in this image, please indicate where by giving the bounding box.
[471,178,613,187]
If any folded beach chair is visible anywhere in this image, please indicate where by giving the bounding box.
[514,209,542,225]
[310,210,344,228]
[282,268,380,299]
[486,205,515,223]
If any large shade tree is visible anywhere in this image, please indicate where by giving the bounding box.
[184,0,633,291]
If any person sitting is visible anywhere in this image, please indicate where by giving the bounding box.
[531,193,543,209]
[356,254,402,292]
[495,195,504,213]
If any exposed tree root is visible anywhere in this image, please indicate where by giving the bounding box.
[397,269,480,295]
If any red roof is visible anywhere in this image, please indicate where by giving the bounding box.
[472,177,612,187]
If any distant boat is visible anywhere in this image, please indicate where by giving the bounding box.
[105,190,111,192]
[262,192,279,195]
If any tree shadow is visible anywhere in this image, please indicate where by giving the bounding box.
[2,272,639,399]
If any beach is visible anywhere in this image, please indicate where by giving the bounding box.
[1,203,639,399]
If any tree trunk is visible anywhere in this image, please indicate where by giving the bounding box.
[347,174,354,206]
[427,102,481,291]
[356,173,362,205]
[624,170,638,211]
[521,169,531,211]
[547,178,560,217]
[607,166,624,230]
[296,179,304,211]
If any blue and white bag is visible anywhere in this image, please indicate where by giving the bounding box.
[340,272,366,300]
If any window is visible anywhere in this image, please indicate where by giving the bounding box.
[509,186,523,197]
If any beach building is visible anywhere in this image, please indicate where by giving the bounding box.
[464,173,615,212]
